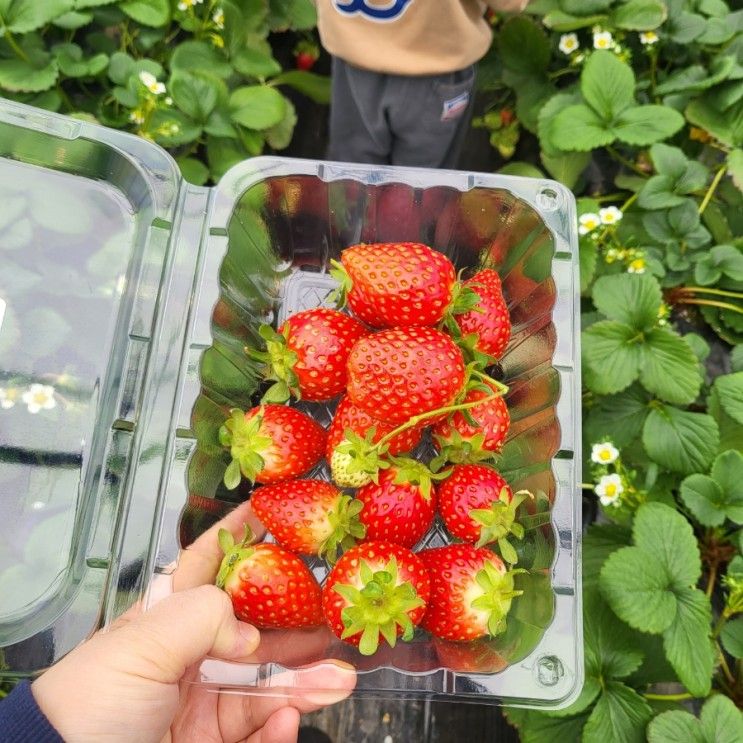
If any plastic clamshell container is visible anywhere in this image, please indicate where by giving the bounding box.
[0,100,582,709]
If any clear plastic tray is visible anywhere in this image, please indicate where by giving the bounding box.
[0,100,582,708]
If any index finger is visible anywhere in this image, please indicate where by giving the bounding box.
[173,498,266,592]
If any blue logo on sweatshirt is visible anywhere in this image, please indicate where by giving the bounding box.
[333,0,414,22]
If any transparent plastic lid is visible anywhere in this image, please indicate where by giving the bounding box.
[0,101,180,673]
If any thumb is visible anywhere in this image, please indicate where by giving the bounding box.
[99,585,260,684]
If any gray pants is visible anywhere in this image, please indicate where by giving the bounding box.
[327,57,476,169]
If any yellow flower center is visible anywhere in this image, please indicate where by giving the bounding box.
[599,450,612,461]
[605,484,617,497]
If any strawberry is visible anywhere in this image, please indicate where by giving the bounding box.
[219,405,326,487]
[250,309,368,403]
[437,464,531,563]
[322,542,430,655]
[346,326,466,425]
[432,380,510,464]
[356,461,440,548]
[331,242,470,328]
[216,526,323,629]
[454,269,511,359]
[433,636,508,673]
[419,544,523,642]
[250,479,365,562]
[294,40,319,71]
[326,395,423,462]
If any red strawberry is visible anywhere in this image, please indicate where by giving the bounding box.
[250,479,365,562]
[294,40,319,71]
[438,464,530,563]
[326,395,423,462]
[322,541,430,655]
[455,269,511,359]
[251,309,368,402]
[419,544,523,642]
[356,462,439,548]
[432,380,510,463]
[346,326,466,425]
[219,405,326,487]
[331,242,457,328]
[216,526,323,629]
[433,636,508,673]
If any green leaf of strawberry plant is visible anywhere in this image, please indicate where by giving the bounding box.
[600,503,714,697]
[592,273,661,331]
[582,680,653,743]
[498,16,551,75]
[647,691,743,743]
[611,105,685,146]
[641,327,703,406]
[582,321,644,395]
[581,51,635,122]
[0,0,73,34]
[681,450,743,526]
[643,405,719,475]
[170,71,220,124]
[272,70,331,104]
[550,104,617,152]
[585,385,651,449]
[120,0,171,28]
[612,0,667,30]
[721,616,743,659]
[694,245,743,286]
[230,85,287,130]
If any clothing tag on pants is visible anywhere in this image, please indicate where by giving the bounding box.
[441,91,470,121]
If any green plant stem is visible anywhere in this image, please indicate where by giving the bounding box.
[713,611,730,639]
[706,561,718,598]
[718,643,736,686]
[373,371,508,452]
[621,192,639,211]
[57,84,75,113]
[649,49,658,99]
[4,30,30,63]
[699,165,727,215]
[673,298,743,315]
[676,286,743,300]
[581,483,595,490]
[643,692,694,701]
[606,146,647,177]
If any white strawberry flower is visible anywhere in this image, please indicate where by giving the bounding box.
[595,474,624,507]
[559,33,580,55]
[593,31,614,50]
[178,0,204,10]
[627,257,646,274]
[0,387,19,409]
[129,110,145,126]
[579,213,601,235]
[591,442,619,465]
[639,31,659,46]
[22,384,56,414]
[599,206,623,225]
[139,70,165,96]
[213,8,225,29]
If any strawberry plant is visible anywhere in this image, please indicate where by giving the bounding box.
[0,0,329,184]
[476,2,743,738]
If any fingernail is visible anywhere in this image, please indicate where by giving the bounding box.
[238,622,260,651]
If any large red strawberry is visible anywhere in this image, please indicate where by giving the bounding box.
[251,309,368,402]
[250,479,365,562]
[432,380,510,464]
[454,269,511,359]
[356,461,440,548]
[322,541,430,655]
[326,395,423,462]
[216,526,323,629]
[219,405,326,487]
[331,242,467,328]
[419,544,523,642]
[346,326,466,425]
[438,464,530,563]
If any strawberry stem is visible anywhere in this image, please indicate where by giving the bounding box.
[372,371,508,452]
[216,524,256,588]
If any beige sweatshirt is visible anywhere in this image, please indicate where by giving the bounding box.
[315,0,526,76]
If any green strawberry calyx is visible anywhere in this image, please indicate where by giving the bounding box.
[333,556,425,655]
[320,495,366,564]
[330,428,391,488]
[329,258,353,309]
[247,324,301,404]
[218,408,273,489]
[470,488,533,563]
[432,430,496,468]
[470,561,526,637]
[390,458,451,501]
[216,525,257,589]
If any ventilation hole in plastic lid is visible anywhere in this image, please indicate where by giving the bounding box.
[536,187,561,212]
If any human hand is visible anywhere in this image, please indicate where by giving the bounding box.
[32,500,356,742]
